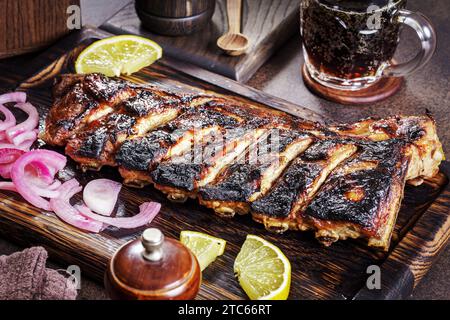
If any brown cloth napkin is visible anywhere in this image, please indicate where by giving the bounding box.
[0,246,77,300]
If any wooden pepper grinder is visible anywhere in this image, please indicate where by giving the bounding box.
[135,0,216,36]
[105,228,201,300]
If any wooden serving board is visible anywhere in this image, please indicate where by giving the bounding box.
[0,28,449,300]
[102,0,300,82]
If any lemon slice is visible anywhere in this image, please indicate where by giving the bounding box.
[180,231,226,271]
[234,235,291,300]
[75,35,163,77]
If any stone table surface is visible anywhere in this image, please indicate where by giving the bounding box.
[0,0,448,300]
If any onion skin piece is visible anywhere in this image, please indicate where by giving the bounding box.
[11,150,67,210]
[50,179,104,233]
[76,202,161,229]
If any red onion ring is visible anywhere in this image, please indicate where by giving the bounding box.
[50,179,104,233]
[0,163,14,179]
[0,181,16,192]
[0,105,16,131]
[5,103,39,142]
[47,180,62,190]
[0,147,25,164]
[0,92,26,131]
[0,146,26,178]
[76,202,161,229]
[26,160,57,186]
[9,130,37,147]
[11,150,67,210]
[30,185,60,199]
[0,143,27,151]
[0,92,26,105]
[16,139,36,150]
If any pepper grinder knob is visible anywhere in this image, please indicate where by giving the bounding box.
[105,227,201,300]
[141,228,164,261]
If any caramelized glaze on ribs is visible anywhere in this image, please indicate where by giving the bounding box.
[301,139,411,248]
[43,74,136,146]
[199,129,314,216]
[43,74,444,250]
[65,89,186,170]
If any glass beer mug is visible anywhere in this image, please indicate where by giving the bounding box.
[300,0,436,90]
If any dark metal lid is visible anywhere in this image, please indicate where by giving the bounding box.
[135,0,216,18]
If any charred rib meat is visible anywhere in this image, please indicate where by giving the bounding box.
[43,74,444,250]
[199,129,314,217]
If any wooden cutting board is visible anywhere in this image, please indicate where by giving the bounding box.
[102,0,299,82]
[0,28,449,300]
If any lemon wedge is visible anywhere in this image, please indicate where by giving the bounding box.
[234,235,291,300]
[75,35,162,77]
[180,231,226,271]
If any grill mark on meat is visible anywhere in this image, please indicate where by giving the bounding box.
[302,139,410,249]
[151,128,266,197]
[77,127,109,159]
[117,131,176,171]
[64,87,188,170]
[198,129,314,216]
[147,101,275,199]
[251,140,358,229]
[117,99,253,188]
[44,74,137,146]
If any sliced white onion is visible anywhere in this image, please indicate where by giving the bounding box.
[83,179,122,216]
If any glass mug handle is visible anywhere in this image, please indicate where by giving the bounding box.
[385,9,437,77]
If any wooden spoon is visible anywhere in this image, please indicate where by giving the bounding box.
[217,0,250,56]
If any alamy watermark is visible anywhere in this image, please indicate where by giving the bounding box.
[66,265,81,290]
[366,0,397,30]
[366,265,381,290]
[165,128,281,167]
[67,5,81,30]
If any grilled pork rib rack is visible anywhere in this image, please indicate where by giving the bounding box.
[42,74,444,250]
